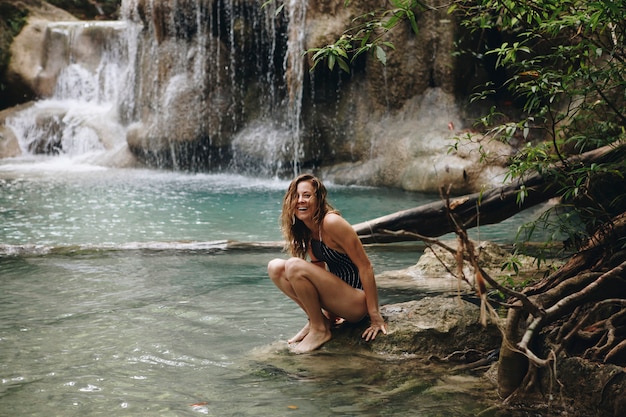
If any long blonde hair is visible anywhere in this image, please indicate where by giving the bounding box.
[280,173,335,258]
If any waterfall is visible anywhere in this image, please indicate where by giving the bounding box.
[229,0,307,178]
[119,0,299,175]
[284,0,306,176]
[6,21,136,163]
[0,1,497,191]
[5,0,309,176]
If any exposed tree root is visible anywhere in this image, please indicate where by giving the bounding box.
[364,177,626,414]
[403,187,626,413]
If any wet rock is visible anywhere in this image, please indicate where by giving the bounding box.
[0,104,27,158]
[373,297,502,356]
[376,240,539,292]
[6,2,77,102]
[256,295,501,360]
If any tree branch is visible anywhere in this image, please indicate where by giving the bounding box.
[354,144,624,244]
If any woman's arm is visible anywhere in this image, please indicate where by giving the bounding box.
[322,213,387,340]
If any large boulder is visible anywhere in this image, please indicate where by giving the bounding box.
[2,1,77,106]
[320,89,513,193]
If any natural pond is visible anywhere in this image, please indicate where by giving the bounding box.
[0,159,525,416]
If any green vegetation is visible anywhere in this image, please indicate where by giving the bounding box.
[308,0,626,258]
[0,1,29,93]
[307,0,424,72]
[305,1,626,411]
[454,0,626,255]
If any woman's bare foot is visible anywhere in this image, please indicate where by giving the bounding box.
[288,321,310,344]
[292,324,331,354]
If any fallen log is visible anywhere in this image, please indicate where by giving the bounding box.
[353,143,624,244]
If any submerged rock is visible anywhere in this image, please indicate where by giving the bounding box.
[254,295,502,366]
[249,295,501,416]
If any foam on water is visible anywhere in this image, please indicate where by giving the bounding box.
[0,157,109,173]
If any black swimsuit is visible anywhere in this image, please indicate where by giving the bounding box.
[310,239,363,290]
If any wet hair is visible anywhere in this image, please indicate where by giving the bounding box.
[280,173,336,258]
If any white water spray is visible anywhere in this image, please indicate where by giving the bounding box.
[6,21,135,164]
[284,0,306,176]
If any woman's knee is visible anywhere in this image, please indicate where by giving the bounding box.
[267,258,285,280]
[283,257,307,277]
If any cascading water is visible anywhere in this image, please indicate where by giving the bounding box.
[6,0,308,176]
[6,21,136,164]
[1,1,486,191]
[120,0,302,175]
[283,0,306,176]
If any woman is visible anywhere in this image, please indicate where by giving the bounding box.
[267,173,387,353]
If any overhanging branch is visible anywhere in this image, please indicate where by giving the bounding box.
[353,144,624,243]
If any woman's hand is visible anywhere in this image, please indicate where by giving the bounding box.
[361,313,387,342]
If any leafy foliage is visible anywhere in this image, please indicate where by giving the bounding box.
[306,0,426,73]
[305,0,626,270]
[453,0,626,254]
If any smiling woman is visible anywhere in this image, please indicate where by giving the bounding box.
[267,173,387,353]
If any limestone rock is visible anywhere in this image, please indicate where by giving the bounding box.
[0,104,29,158]
[6,2,77,103]
[380,240,539,290]
[1,0,513,193]
[321,88,512,193]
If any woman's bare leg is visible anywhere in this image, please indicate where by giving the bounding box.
[268,258,310,343]
[268,257,367,352]
[282,258,367,353]
[285,264,332,353]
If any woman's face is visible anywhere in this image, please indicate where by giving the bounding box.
[294,180,317,224]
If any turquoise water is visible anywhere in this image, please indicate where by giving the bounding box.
[0,158,509,416]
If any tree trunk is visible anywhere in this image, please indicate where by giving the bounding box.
[354,144,624,243]
[497,308,528,398]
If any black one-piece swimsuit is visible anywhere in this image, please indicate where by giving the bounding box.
[310,239,363,290]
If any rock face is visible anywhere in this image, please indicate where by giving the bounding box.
[300,0,512,192]
[374,297,502,355]
[0,0,511,192]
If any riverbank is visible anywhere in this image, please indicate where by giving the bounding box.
[254,242,625,417]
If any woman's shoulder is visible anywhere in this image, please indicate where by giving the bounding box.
[323,211,344,224]
[322,211,361,252]
[322,212,353,234]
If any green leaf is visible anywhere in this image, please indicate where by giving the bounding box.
[337,57,351,73]
[335,47,349,59]
[328,54,336,71]
[407,10,419,34]
[375,45,387,65]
